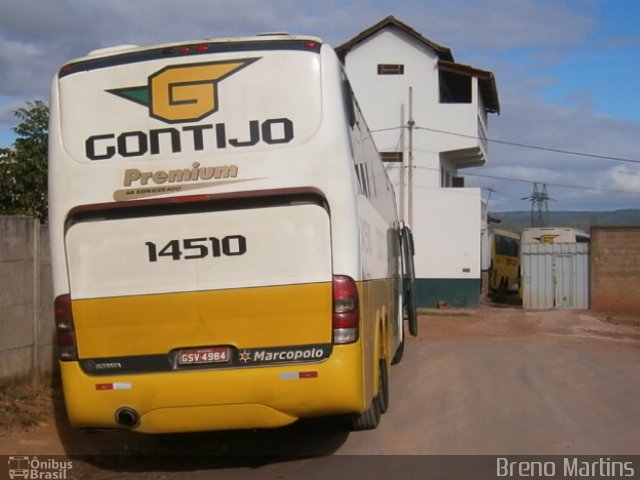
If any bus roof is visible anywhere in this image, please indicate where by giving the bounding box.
[61,35,324,75]
[492,228,520,240]
[521,227,590,243]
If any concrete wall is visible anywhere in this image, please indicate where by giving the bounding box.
[590,227,640,315]
[0,216,54,386]
[412,187,482,307]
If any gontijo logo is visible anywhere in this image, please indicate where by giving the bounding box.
[86,56,295,160]
[108,59,259,123]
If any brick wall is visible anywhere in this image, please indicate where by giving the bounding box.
[590,227,640,315]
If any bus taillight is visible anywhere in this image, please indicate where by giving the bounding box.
[54,294,78,361]
[332,275,359,344]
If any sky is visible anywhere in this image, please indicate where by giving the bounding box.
[1,0,639,212]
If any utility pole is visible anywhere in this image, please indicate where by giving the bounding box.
[398,103,406,223]
[407,86,415,227]
[522,183,551,227]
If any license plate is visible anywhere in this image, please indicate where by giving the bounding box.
[178,347,230,365]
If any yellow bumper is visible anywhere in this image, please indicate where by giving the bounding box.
[60,343,365,433]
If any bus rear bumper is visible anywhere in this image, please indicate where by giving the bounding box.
[59,350,366,433]
[130,404,299,433]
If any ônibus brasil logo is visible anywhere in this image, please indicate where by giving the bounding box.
[108,58,259,123]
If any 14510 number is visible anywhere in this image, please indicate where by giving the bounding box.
[145,235,247,262]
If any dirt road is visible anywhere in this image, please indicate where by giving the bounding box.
[1,306,639,477]
[344,306,640,455]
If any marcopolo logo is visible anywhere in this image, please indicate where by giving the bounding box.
[238,345,331,365]
[108,58,259,124]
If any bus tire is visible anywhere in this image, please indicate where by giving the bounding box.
[405,285,418,337]
[404,252,418,336]
[377,359,389,414]
[391,338,404,365]
[400,224,418,337]
[351,399,380,431]
[350,360,385,430]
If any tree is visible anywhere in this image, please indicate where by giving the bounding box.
[0,100,49,220]
[0,147,17,214]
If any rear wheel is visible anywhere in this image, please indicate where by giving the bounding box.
[351,397,381,431]
[351,358,388,430]
[405,280,418,337]
[401,225,418,337]
[391,337,404,365]
[377,359,389,414]
[393,245,406,365]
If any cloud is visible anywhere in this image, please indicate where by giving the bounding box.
[469,90,640,211]
[0,101,21,126]
[386,0,596,53]
[0,1,87,41]
[0,0,600,99]
[0,39,59,96]
[603,165,640,192]
[0,0,638,211]
[0,100,35,147]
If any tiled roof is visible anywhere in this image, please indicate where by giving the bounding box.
[335,15,453,61]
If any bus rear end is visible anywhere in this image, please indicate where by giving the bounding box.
[49,36,369,432]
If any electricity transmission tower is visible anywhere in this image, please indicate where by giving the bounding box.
[522,183,551,227]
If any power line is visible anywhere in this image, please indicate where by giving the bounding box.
[466,170,639,195]
[412,165,640,196]
[372,125,640,198]
[371,125,640,165]
[426,126,640,165]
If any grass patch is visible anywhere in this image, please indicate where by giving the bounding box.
[0,384,50,432]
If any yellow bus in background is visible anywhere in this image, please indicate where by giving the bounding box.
[489,228,520,294]
[521,227,590,244]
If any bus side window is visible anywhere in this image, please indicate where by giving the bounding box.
[342,79,357,128]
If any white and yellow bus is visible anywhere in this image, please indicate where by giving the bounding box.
[489,228,520,294]
[48,34,417,433]
[521,227,590,244]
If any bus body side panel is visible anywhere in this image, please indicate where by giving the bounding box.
[349,79,403,400]
[354,197,399,406]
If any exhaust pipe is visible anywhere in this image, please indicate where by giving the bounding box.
[115,407,140,429]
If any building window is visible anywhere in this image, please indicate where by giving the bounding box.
[381,151,403,162]
[378,64,404,75]
[452,176,465,188]
[439,69,471,103]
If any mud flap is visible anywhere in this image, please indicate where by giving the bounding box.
[401,225,418,337]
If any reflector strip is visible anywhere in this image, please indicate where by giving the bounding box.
[95,382,132,391]
[280,371,318,380]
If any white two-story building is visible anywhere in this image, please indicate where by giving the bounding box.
[337,16,500,307]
